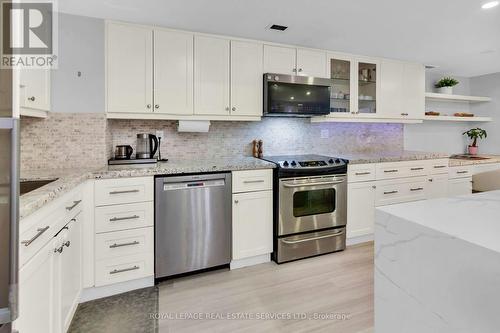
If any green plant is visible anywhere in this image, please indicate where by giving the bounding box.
[463,128,487,147]
[435,77,459,88]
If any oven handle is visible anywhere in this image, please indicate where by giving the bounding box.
[281,230,345,244]
[282,180,345,188]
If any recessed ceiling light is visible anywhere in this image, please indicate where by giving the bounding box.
[482,1,499,9]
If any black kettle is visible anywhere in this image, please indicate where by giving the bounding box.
[136,134,158,159]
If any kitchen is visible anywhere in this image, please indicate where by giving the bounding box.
[1,0,500,332]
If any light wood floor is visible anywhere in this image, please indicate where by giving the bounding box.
[157,242,374,333]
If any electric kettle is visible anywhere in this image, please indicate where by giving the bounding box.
[136,134,158,159]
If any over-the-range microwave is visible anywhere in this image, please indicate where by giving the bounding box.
[263,73,333,117]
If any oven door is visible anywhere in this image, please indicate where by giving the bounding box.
[278,175,347,236]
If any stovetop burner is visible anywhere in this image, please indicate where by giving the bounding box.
[261,154,348,177]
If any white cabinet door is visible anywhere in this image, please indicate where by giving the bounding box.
[403,62,425,119]
[347,182,376,238]
[154,29,193,115]
[263,45,296,75]
[379,60,404,118]
[448,178,472,196]
[20,69,50,111]
[15,240,56,333]
[194,36,230,115]
[106,22,153,113]
[230,40,263,117]
[427,174,449,199]
[232,190,273,260]
[296,48,327,77]
[59,216,82,332]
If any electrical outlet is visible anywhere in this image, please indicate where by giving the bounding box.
[156,130,164,140]
[320,129,329,139]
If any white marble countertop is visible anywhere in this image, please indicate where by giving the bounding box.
[449,154,500,167]
[377,190,500,253]
[331,150,449,164]
[20,157,275,219]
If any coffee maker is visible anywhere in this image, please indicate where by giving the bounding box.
[136,133,158,159]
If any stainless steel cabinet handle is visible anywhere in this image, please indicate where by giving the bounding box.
[110,265,139,275]
[54,246,64,254]
[21,226,50,246]
[456,171,468,174]
[63,241,71,247]
[355,172,371,176]
[28,96,35,102]
[109,215,140,222]
[232,107,236,111]
[109,241,139,249]
[243,180,265,184]
[292,68,297,73]
[410,187,424,191]
[234,200,239,204]
[372,185,377,189]
[384,169,399,173]
[410,167,424,171]
[401,113,408,116]
[109,189,139,195]
[146,104,151,109]
[282,180,345,188]
[383,190,398,195]
[282,230,344,244]
[155,104,159,109]
[434,165,446,169]
[66,200,82,211]
[298,68,303,72]
[428,178,433,182]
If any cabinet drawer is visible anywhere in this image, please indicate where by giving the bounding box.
[348,164,376,183]
[95,227,153,260]
[376,161,428,180]
[95,252,153,287]
[95,202,153,233]
[429,159,449,175]
[94,177,153,206]
[232,169,273,193]
[375,177,427,206]
[449,166,472,179]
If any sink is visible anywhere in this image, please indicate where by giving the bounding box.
[20,179,58,195]
[450,154,492,160]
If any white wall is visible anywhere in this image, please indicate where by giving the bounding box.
[51,14,104,113]
[470,72,500,154]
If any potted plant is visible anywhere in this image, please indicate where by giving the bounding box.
[435,77,459,94]
[463,128,487,155]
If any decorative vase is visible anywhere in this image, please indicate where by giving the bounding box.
[437,86,453,94]
[468,146,478,155]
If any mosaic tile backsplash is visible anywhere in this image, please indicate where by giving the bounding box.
[20,113,404,171]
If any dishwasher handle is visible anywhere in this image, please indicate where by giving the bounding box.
[162,178,226,191]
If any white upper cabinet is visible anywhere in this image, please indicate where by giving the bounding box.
[194,36,231,115]
[20,68,51,115]
[154,29,194,115]
[106,22,153,113]
[263,45,296,75]
[379,60,424,119]
[296,48,327,77]
[230,40,263,117]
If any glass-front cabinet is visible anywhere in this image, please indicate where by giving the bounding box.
[327,53,380,118]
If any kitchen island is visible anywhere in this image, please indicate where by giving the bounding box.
[375,190,500,333]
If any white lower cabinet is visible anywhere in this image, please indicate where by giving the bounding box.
[232,190,273,260]
[427,174,449,199]
[448,178,473,196]
[347,182,376,238]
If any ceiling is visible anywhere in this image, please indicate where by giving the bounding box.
[59,0,500,77]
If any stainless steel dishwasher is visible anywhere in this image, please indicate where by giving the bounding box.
[155,173,231,278]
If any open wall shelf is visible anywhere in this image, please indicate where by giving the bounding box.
[425,93,491,103]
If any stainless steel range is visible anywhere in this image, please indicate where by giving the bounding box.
[260,154,348,263]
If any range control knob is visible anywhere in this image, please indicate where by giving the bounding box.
[291,161,297,167]
[283,161,289,167]
[328,159,335,164]
[335,159,341,164]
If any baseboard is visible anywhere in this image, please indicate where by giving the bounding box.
[79,276,154,303]
[346,234,374,246]
[230,254,270,270]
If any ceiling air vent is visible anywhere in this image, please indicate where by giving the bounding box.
[269,24,288,31]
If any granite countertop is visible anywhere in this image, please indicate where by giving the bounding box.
[448,155,500,167]
[332,150,450,164]
[20,157,276,220]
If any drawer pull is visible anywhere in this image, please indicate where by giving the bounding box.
[383,190,399,195]
[355,172,371,176]
[109,189,140,195]
[109,241,140,249]
[456,171,469,174]
[66,200,82,211]
[384,170,399,173]
[109,215,140,222]
[410,187,424,191]
[109,265,139,275]
[21,226,50,247]
[434,165,447,169]
[243,180,265,184]
[410,167,424,171]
